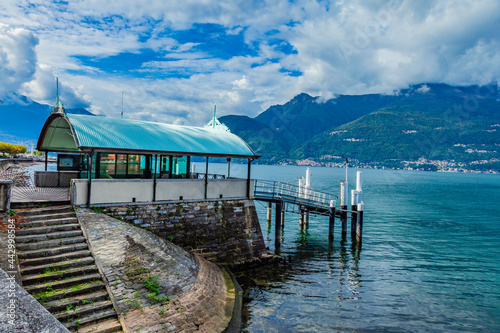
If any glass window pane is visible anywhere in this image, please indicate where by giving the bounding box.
[116,154,127,177]
[99,153,115,178]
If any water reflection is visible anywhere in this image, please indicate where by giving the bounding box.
[237,225,365,332]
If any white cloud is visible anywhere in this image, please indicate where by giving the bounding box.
[0,23,38,97]
[0,0,499,125]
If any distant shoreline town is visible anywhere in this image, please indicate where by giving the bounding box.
[292,158,500,174]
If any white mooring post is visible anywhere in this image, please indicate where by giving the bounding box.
[356,171,362,203]
[356,202,364,242]
[351,171,363,240]
[304,168,311,226]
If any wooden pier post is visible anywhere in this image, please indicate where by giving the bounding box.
[356,202,364,242]
[267,202,272,225]
[340,181,348,238]
[275,201,282,249]
[281,207,285,227]
[351,190,358,238]
[299,205,305,228]
[328,200,336,242]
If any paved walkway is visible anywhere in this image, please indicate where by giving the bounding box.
[76,208,234,333]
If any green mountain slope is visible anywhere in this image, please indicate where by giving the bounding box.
[222,83,500,172]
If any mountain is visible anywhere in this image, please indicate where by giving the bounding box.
[0,94,94,143]
[221,83,500,172]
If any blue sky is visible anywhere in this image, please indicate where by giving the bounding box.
[1,0,500,125]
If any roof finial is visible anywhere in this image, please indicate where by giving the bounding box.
[51,77,65,115]
[121,91,124,119]
[213,104,216,129]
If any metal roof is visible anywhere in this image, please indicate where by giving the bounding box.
[37,113,258,158]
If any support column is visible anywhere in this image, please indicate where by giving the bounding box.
[299,205,305,228]
[246,159,252,199]
[204,157,209,199]
[153,154,157,202]
[275,201,282,250]
[87,151,94,207]
[227,158,231,178]
[328,200,336,242]
[186,156,191,178]
[351,189,359,238]
[44,152,48,171]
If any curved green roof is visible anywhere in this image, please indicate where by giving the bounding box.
[37,114,257,158]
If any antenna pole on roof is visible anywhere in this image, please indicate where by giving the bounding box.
[121,91,123,119]
[213,104,216,129]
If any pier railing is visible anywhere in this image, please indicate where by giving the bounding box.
[254,179,337,211]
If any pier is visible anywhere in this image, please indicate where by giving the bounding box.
[254,168,365,249]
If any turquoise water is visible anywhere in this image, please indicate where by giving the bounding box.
[204,163,500,332]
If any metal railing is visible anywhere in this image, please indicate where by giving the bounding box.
[192,173,226,180]
[254,179,338,210]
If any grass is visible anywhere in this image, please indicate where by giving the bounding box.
[33,286,59,299]
[41,267,64,276]
[69,280,101,292]
[91,207,103,214]
[64,304,79,314]
[127,299,141,309]
[143,276,160,294]
[143,275,171,304]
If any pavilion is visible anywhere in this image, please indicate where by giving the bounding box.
[36,107,259,205]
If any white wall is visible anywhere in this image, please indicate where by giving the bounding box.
[71,178,255,205]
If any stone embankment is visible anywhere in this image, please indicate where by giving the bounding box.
[96,199,267,265]
[76,208,238,332]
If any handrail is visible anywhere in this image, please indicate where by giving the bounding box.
[254,179,338,209]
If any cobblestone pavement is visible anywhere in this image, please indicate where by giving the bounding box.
[76,208,233,333]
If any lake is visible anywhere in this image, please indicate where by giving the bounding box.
[204,163,500,332]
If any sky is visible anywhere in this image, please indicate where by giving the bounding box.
[1,0,500,126]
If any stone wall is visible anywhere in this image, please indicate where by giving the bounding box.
[0,180,12,213]
[96,199,267,264]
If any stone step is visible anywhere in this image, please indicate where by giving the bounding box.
[16,230,83,244]
[21,257,95,275]
[20,250,91,267]
[16,223,81,236]
[18,217,78,229]
[64,309,118,332]
[33,280,106,302]
[43,290,109,313]
[21,212,76,222]
[22,265,99,286]
[24,272,102,295]
[57,300,114,324]
[16,236,86,252]
[77,317,122,333]
[16,205,73,217]
[17,242,88,259]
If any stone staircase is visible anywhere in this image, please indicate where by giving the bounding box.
[15,205,123,333]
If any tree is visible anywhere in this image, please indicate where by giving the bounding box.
[0,142,27,156]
